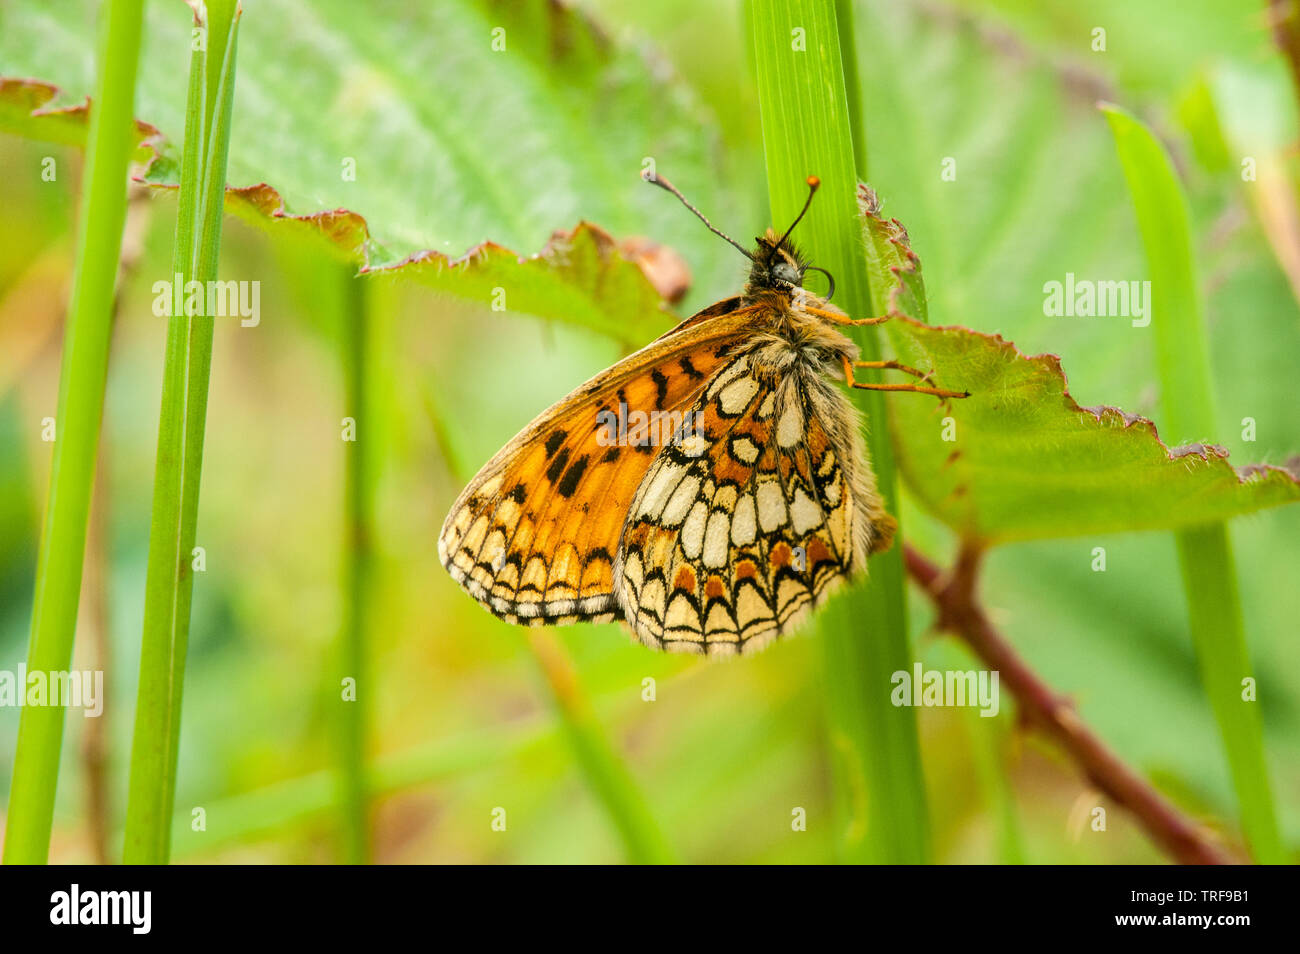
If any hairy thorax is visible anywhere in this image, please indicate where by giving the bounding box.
[738,287,859,382]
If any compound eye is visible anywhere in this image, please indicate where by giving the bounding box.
[772,262,801,286]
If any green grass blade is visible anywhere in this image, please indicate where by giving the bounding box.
[748,0,930,863]
[1103,103,1284,863]
[119,8,206,866]
[123,0,241,864]
[1,0,145,866]
[338,267,371,863]
[834,0,868,177]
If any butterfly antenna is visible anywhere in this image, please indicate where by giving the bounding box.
[642,170,754,261]
[775,175,820,249]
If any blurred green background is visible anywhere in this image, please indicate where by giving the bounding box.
[0,0,1297,863]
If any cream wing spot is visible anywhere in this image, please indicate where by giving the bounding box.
[546,543,578,587]
[790,487,824,534]
[637,461,685,518]
[638,577,666,615]
[664,594,702,633]
[647,528,675,570]
[776,577,808,616]
[823,477,842,507]
[828,493,853,558]
[495,497,521,526]
[661,474,701,527]
[463,514,490,553]
[718,375,760,415]
[735,585,774,632]
[731,435,760,464]
[756,477,788,532]
[817,449,837,478]
[521,555,548,592]
[731,494,757,546]
[681,501,709,559]
[705,355,749,399]
[678,432,709,458]
[702,512,730,568]
[776,398,804,448]
[704,602,738,638]
[623,551,644,590]
[482,529,507,568]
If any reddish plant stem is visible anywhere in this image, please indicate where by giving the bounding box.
[1269,0,1300,114]
[903,543,1232,865]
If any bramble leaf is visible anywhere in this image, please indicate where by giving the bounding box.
[861,196,1300,545]
[0,0,725,342]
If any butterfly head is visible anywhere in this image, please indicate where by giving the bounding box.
[748,229,813,294]
[642,171,836,301]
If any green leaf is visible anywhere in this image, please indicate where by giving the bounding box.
[855,191,1300,546]
[0,0,729,340]
[0,77,159,160]
[849,1,1145,409]
[363,222,679,347]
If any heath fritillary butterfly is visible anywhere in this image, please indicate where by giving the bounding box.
[439,173,967,656]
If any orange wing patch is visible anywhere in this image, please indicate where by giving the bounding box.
[616,353,868,655]
[439,306,754,626]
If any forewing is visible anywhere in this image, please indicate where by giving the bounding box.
[439,304,753,626]
[617,353,877,655]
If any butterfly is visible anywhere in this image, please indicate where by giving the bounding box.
[439,172,967,656]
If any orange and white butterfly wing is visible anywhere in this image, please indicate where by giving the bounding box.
[438,302,754,626]
[616,349,895,655]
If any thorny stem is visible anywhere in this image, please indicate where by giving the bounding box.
[903,543,1232,866]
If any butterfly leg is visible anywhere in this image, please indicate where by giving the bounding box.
[805,306,889,327]
[841,355,969,399]
[854,359,935,384]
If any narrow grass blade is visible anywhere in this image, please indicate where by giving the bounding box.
[748,0,930,863]
[120,13,206,866]
[123,0,242,865]
[338,267,371,863]
[2,0,145,865]
[1103,103,1284,863]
